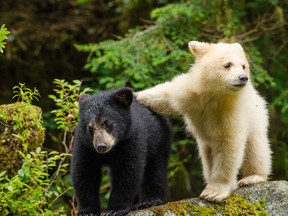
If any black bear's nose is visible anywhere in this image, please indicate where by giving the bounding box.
[96,143,108,153]
[238,74,248,84]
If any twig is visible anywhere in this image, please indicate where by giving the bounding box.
[132,25,159,38]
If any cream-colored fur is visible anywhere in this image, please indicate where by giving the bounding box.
[136,41,272,202]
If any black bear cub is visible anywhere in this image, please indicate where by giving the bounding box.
[71,87,171,216]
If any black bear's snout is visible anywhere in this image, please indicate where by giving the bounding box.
[96,143,109,153]
[238,74,248,85]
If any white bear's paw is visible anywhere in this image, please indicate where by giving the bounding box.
[200,185,232,203]
[134,91,145,98]
[237,175,267,188]
[134,92,148,103]
[133,91,139,97]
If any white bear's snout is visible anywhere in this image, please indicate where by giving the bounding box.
[238,74,248,85]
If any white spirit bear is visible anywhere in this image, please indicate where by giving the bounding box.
[136,41,272,202]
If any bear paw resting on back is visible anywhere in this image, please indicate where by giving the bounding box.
[136,41,272,203]
[71,87,171,216]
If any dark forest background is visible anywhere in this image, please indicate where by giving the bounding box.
[0,0,287,214]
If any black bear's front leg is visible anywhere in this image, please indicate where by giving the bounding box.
[71,146,102,216]
[102,157,145,216]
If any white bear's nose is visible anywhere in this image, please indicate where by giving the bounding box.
[238,74,248,85]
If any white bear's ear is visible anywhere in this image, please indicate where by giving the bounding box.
[233,43,243,50]
[188,41,211,57]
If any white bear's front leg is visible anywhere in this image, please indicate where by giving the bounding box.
[197,139,212,182]
[135,81,179,115]
[200,184,232,203]
[200,139,246,203]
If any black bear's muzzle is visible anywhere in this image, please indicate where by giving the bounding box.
[95,143,110,154]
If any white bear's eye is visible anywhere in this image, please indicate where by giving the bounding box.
[224,62,232,69]
[242,64,246,70]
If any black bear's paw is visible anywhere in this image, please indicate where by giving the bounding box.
[132,199,163,210]
[78,213,99,216]
[100,208,131,216]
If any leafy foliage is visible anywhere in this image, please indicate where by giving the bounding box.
[77,1,282,91]
[48,79,93,159]
[0,148,70,215]
[0,85,45,176]
[0,24,9,53]
[49,79,92,133]
[12,83,40,105]
[1,81,89,214]
[0,84,72,215]
[272,90,288,123]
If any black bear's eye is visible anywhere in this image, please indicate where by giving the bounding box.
[103,120,113,132]
[224,62,232,69]
[88,123,94,135]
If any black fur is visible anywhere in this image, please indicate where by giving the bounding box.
[71,87,171,216]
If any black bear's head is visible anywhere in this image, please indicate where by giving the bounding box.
[78,87,133,154]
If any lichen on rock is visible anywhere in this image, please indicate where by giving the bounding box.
[0,102,45,176]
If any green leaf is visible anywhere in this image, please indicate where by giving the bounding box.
[0,24,10,53]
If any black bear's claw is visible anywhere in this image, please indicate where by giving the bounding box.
[100,208,131,216]
[133,199,163,210]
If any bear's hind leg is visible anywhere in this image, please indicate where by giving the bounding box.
[238,135,272,187]
[133,155,168,210]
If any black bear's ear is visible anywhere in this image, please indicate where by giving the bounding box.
[79,93,91,105]
[113,88,133,108]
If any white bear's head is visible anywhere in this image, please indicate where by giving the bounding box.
[188,41,250,92]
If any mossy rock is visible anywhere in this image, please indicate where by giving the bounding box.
[0,102,45,176]
[128,181,288,216]
[136,194,265,216]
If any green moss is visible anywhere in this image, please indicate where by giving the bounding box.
[257,181,265,185]
[149,194,267,216]
[0,102,45,176]
[215,194,268,216]
[151,201,217,215]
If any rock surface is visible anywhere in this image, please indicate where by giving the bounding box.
[128,181,288,216]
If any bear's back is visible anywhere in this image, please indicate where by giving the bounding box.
[129,99,171,155]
